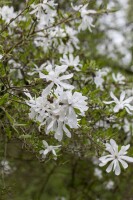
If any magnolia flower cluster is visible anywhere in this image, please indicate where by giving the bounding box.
[25,61,88,142]
[31,1,96,54]
[30,1,80,53]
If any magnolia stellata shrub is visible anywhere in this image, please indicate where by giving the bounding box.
[0,0,133,181]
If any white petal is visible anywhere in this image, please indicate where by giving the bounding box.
[118,158,128,169]
[99,155,114,164]
[52,149,57,156]
[103,100,114,104]
[113,104,120,113]
[42,83,54,96]
[125,104,133,111]
[114,160,121,176]
[39,72,47,79]
[42,140,48,147]
[110,139,118,154]
[120,91,125,101]
[125,107,132,115]
[59,74,73,80]
[54,121,63,141]
[106,143,115,155]
[110,91,119,103]
[118,145,130,156]
[42,149,49,155]
[106,161,114,173]
[120,156,133,162]
[59,82,75,90]
[99,162,107,167]
[47,120,55,130]
[63,124,71,138]
[124,97,133,104]
[55,65,68,74]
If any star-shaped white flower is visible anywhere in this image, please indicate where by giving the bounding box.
[39,140,61,158]
[103,91,133,114]
[112,73,125,84]
[60,54,82,71]
[99,139,133,175]
[39,64,74,90]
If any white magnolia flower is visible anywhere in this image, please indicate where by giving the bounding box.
[60,54,82,71]
[0,6,17,24]
[57,89,88,116]
[103,91,133,114]
[94,75,104,90]
[99,139,133,175]
[78,15,95,32]
[39,64,74,90]
[45,116,72,141]
[112,73,125,84]
[28,63,46,75]
[39,140,61,158]
[94,68,110,90]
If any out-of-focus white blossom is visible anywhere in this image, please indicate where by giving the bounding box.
[94,168,102,179]
[60,54,82,71]
[1,160,12,175]
[78,15,95,32]
[105,180,114,190]
[112,73,125,84]
[94,68,110,90]
[123,118,133,136]
[8,59,23,79]
[103,91,133,114]
[40,140,61,158]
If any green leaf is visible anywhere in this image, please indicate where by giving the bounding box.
[0,93,9,106]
